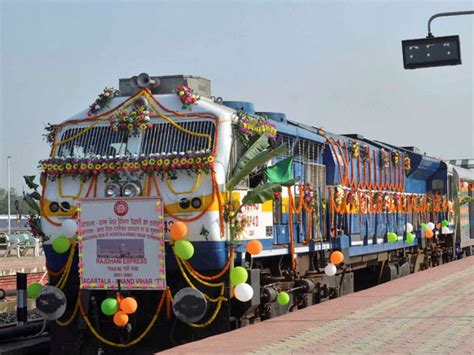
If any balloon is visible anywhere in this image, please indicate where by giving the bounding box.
[387,233,398,243]
[113,311,129,327]
[230,266,248,286]
[324,263,337,276]
[406,223,413,233]
[427,222,435,231]
[27,282,43,299]
[170,222,188,241]
[277,291,290,305]
[406,232,415,243]
[234,283,253,302]
[61,219,78,238]
[330,251,344,265]
[425,229,434,238]
[101,298,118,316]
[441,220,449,227]
[120,297,137,314]
[421,223,428,231]
[52,236,70,254]
[442,226,450,234]
[246,240,263,255]
[174,240,194,260]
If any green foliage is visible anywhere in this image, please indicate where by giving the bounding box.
[241,183,283,205]
[226,135,288,190]
[0,187,36,215]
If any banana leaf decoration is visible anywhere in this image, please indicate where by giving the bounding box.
[226,134,288,191]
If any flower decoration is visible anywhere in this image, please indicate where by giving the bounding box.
[235,110,277,147]
[175,85,200,110]
[350,141,359,158]
[303,183,314,204]
[223,204,249,239]
[392,151,400,165]
[111,105,152,136]
[88,87,120,116]
[380,148,389,168]
[39,151,215,180]
[404,155,411,173]
[360,144,370,163]
[335,185,345,206]
[27,213,48,242]
[43,123,58,146]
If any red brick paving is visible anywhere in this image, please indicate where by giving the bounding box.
[163,256,474,354]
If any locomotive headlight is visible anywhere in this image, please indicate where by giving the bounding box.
[122,181,142,197]
[105,182,121,197]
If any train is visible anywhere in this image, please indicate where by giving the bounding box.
[34,73,473,354]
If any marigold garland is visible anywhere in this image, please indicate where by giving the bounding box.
[40,153,215,180]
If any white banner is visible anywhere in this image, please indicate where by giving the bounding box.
[77,197,166,290]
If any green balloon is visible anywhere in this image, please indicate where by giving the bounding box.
[101,298,118,316]
[421,223,428,231]
[406,232,415,243]
[52,236,70,254]
[387,233,397,243]
[27,282,43,299]
[230,266,248,286]
[441,220,449,227]
[174,240,194,260]
[277,291,290,305]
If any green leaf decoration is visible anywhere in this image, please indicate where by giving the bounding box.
[30,191,41,201]
[226,137,288,190]
[23,194,40,214]
[241,183,283,205]
[24,175,39,190]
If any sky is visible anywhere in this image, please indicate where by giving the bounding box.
[1,0,473,191]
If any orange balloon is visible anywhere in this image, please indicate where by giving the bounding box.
[425,229,434,238]
[436,223,441,230]
[120,297,138,314]
[330,251,344,265]
[170,222,188,241]
[246,240,263,255]
[113,311,129,327]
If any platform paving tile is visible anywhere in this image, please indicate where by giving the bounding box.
[163,257,474,355]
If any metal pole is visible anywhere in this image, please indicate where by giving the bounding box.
[16,272,27,326]
[7,155,12,235]
[427,10,474,37]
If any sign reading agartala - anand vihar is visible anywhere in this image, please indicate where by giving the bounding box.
[77,197,166,290]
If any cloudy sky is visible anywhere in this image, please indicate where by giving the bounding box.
[1,0,473,191]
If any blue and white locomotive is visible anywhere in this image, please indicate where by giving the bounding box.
[37,74,473,353]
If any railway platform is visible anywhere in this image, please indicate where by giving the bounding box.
[164,256,474,354]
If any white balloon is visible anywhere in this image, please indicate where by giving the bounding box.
[324,263,337,276]
[406,223,413,233]
[234,283,254,302]
[462,181,469,189]
[61,219,78,238]
[441,226,450,234]
[426,222,435,231]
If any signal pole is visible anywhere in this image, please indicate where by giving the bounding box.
[7,156,12,234]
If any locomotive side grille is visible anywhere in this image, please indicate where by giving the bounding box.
[276,134,323,163]
[141,119,216,155]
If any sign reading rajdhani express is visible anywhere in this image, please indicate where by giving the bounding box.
[78,197,166,290]
[402,35,461,69]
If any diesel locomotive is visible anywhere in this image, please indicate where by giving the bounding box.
[36,73,474,354]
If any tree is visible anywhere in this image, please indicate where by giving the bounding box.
[0,187,36,215]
